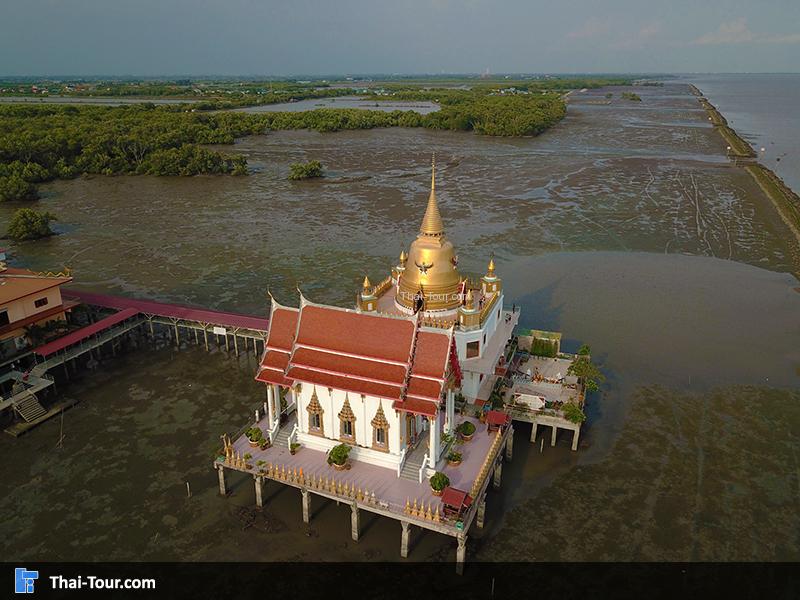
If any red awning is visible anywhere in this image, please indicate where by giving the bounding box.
[440,487,473,509]
[486,410,511,426]
[34,308,140,357]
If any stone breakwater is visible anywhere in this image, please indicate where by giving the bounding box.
[692,83,800,256]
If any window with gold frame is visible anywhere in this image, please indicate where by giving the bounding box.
[306,387,324,436]
[371,402,390,452]
[338,395,356,442]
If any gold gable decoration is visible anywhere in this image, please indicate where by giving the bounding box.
[338,395,356,422]
[306,387,324,415]
[371,402,389,430]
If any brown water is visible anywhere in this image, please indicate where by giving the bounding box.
[1,83,799,562]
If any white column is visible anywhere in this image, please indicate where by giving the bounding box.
[446,389,455,434]
[266,385,275,429]
[429,415,440,468]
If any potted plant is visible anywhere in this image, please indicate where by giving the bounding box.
[290,442,301,455]
[246,427,264,448]
[429,472,450,496]
[447,451,462,467]
[457,421,475,442]
[327,443,351,471]
[259,438,271,450]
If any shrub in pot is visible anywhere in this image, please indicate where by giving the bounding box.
[447,451,462,466]
[429,472,450,496]
[327,443,351,470]
[457,421,476,441]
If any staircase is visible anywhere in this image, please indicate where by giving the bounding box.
[399,443,428,481]
[13,392,47,423]
[272,413,296,448]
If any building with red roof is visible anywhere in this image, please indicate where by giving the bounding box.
[254,160,520,474]
[0,263,76,360]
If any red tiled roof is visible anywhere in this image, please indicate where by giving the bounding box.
[261,351,290,371]
[287,366,403,399]
[295,305,414,363]
[392,397,438,417]
[486,410,511,426]
[255,366,293,387]
[406,376,443,402]
[290,346,407,386]
[412,331,450,378]
[266,307,298,351]
[441,487,473,509]
[255,302,453,409]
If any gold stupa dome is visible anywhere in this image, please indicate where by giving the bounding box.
[396,157,461,313]
[363,275,372,291]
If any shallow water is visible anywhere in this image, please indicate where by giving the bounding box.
[1,83,799,562]
[230,95,440,114]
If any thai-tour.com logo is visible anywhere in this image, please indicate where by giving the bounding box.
[14,567,156,594]
[14,568,38,594]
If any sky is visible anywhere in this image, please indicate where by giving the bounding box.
[2,0,799,76]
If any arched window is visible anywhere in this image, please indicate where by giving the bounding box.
[338,395,356,442]
[306,387,324,436]
[371,402,390,452]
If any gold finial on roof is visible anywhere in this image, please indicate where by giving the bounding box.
[399,250,407,264]
[362,275,372,291]
[487,256,495,276]
[420,154,444,237]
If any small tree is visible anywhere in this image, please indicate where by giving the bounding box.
[7,208,57,241]
[288,160,324,180]
[562,403,587,424]
[567,354,605,392]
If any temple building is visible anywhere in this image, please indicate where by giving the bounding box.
[255,161,518,473]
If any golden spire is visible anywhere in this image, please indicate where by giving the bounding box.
[362,275,372,291]
[399,250,407,264]
[487,256,495,276]
[420,155,444,237]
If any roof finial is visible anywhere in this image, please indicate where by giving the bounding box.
[420,153,444,237]
[363,275,372,291]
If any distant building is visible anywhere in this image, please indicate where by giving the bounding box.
[0,263,74,359]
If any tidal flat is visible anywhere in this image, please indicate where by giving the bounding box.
[1,83,798,562]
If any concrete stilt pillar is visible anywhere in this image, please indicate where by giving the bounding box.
[217,467,226,496]
[551,425,558,447]
[302,489,310,524]
[203,328,209,351]
[174,323,180,347]
[493,461,503,490]
[476,497,486,528]
[505,430,513,462]
[571,427,581,451]
[456,535,467,575]
[530,422,538,443]
[400,521,411,558]
[255,476,263,507]
[149,320,154,339]
[194,329,199,345]
[351,503,360,542]
[234,334,239,357]
[224,334,230,352]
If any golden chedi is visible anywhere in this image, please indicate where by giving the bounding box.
[396,160,461,312]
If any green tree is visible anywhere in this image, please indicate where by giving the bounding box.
[7,208,57,241]
[567,354,605,393]
[288,160,324,180]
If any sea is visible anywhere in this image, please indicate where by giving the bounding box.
[685,73,800,193]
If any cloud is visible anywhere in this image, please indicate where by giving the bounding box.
[613,22,660,50]
[567,17,610,40]
[690,18,800,45]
